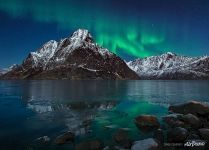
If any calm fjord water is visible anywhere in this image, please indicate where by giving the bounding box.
[0,80,209,149]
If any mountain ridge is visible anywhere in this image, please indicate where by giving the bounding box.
[127,52,209,79]
[1,29,209,80]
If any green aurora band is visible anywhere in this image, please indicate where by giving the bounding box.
[0,0,167,58]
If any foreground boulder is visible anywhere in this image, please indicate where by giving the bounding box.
[55,131,75,144]
[75,139,103,150]
[153,129,164,145]
[131,138,159,150]
[163,114,185,127]
[135,115,160,132]
[113,129,132,148]
[198,128,209,141]
[169,101,209,116]
[181,113,201,128]
[167,127,189,142]
[163,113,201,129]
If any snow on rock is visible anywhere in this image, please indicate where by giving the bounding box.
[27,103,53,113]
[131,138,159,150]
[78,64,100,72]
[98,47,113,57]
[29,40,58,68]
[70,29,92,44]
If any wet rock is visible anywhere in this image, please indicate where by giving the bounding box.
[134,115,160,132]
[119,128,131,131]
[99,101,116,110]
[181,113,201,128]
[163,113,201,129]
[163,114,185,127]
[113,129,132,148]
[75,127,86,136]
[104,146,130,150]
[203,122,209,128]
[75,139,103,150]
[113,130,128,143]
[167,127,189,143]
[153,129,164,145]
[55,131,75,145]
[198,128,209,141]
[83,119,92,128]
[186,133,200,140]
[105,125,117,129]
[36,136,50,143]
[169,101,209,116]
[103,146,120,150]
[131,138,159,150]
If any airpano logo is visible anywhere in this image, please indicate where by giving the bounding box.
[184,140,206,147]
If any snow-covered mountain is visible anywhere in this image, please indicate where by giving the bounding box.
[127,52,209,79]
[1,29,139,80]
[0,69,8,75]
[0,64,18,75]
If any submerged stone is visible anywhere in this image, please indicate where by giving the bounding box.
[113,129,132,148]
[36,136,50,143]
[75,139,103,150]
[131,138,158,150]
[55,131,75,145]
[134,115,160,132]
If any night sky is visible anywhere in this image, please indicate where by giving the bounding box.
[0,0,209,68]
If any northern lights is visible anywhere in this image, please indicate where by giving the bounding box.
[0,0,209,67]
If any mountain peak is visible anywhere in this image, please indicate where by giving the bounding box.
[38,40,58,53]
[163,52,176,56]
[70,29,93,43]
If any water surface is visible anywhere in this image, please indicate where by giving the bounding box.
[0,80,208,149]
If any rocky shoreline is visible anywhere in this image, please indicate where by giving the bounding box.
[33,100,209,150]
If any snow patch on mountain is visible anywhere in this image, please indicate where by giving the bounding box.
[78,64,100,72]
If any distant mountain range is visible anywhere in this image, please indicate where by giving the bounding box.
[0,29,139,80]
[0,64,18,76]
[0,29,209,80]
[127,52,209,79]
